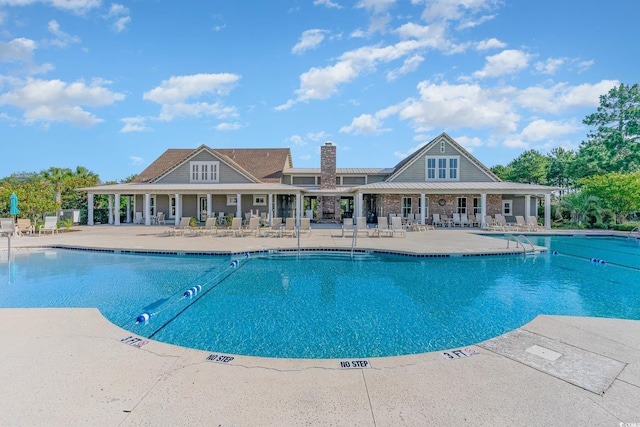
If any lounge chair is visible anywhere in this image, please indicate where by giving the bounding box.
[134,212,144,224]
[369,217,392,237]
[281,218,297,238]
[228,217,244,237]
[244,217,260,237]
[528,216,544,231]
[0,218,17,237]
[460,213,471,227]
[263,217,282,237]
[514,215,532,231]
[39,216,58,236]
[355,216,369,237]
[202,217,218,236]
[299,217,311,237]
[484,215,494,230]
[432,213,443,228]
[452,213,462,227]
[16,218,34,236]
[155,212,166,225]
[341,217,354,237]
[170,217,192,236]
[390,216,406,237]
[468,214,481,227]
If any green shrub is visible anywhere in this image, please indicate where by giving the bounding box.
[611,222,640,231]
[591,222,608,229]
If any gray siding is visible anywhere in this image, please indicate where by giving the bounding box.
[156,150,254,184]
[366,175,387,183]
[390,139,495,183]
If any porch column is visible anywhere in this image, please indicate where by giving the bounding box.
[357,192,364,218]
[126,196,131,223]
[144,194,151,226]
[295,193,301,226]
[420,193,426,225]
[524,195,531,223]
[481,193,487,229]
[108,195,113,225]
[87,193,94,226]
[175,193,181,225]
[268,193,273,225]
[236,193,242,218]
[114,194,121,225]
[206,194,212,218]
[544,193,551,229]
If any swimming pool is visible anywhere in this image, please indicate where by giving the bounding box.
[1,235,639,358]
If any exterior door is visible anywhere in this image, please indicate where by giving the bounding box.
[199,197,208,221]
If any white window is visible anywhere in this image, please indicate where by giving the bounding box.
[401,197,412,217]
[253,195,267,206]
[190,161,219,183]
[169,196,176,218]
[473,197,482,216]
[456,197,467,214]
[427,158,436,179]
[227,195,237,206]
[502,200,512,216]
[425,156,460,181]
[440,141,446,153]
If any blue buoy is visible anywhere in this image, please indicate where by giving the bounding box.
[136,312,150,324]
[184,289,193,298]
[552,251,558,255]
[599,259,606,265]
[245,252,250,258]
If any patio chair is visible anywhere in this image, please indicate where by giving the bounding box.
[515,215,531,231]
[202,217,218,236]
[16,218,34,236]
[341,217,354,237]
[281,218,297,238]
[460,213,471,227]
[468,214,481,227]
[170,217,192,236]
[452,213,463,227]
[355,216,369,237]
[390,216,406,237]
[432,213,443,228]
[484,215,494,230]
[134,212,143,224]
[156,212,166,225]
[39,216,58,236]
[299,217,311,237]
[229,217,244,237]
[263,217,282,237]
[528,216,544,231]
[244,217,260,237]
[0,218,17,237]
[371,216,393,237]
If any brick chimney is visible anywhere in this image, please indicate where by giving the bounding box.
[320,142,336,190]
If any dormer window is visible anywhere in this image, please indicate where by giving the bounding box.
[190,161,219,183]
[425,156,459,181]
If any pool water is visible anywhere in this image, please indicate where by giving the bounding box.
[1,236,639,358]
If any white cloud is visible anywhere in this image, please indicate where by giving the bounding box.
[455,135,483,152]
[393,141,427,159]
[340,113,389,135]
[0,77,125,127]
[472,49,531,79]
[534,57,566,75]
[47,20,81,47]
[516,80,619,113]
[386,54,423,81]
[0,37,36,62]
[0,0,101,14]
[314,0,342,9]
[215,122,241,131]
[520,119,579,141]
[356,0,396,14]
[105,4,131,33]
[292,29,327,54]
[475,37,506,51]
[418,0,500,22]
[306,131,330,142]
[120,116,150,133]
[576,59,594,73]
[130,156,144,165]
[288,134,307,146]
[144,73,240,104]
[398,80,520,134]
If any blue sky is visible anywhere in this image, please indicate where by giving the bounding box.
[1,0,638,182]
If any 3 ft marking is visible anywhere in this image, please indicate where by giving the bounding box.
[206,354,235,364]
[120,335,149,348]
[441,348,479,360]
[340,360,370,369]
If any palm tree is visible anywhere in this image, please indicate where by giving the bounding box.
[40,167,73,205]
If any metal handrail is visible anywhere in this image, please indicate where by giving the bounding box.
[506,234,537,254]
[628,227,639,239]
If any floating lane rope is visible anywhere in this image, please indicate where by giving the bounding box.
[134,254,251,325]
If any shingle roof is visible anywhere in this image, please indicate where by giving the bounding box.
[284,168,392,174]
[133,147,292,184]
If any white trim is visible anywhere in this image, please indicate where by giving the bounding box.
[227,195,238,206]
[253,194,267,206]
[425,155,460,181]
[190,161,220,183]
[502,199,513,216]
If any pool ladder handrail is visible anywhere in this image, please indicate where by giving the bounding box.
[506,234,537,255]
[628,227,640,240]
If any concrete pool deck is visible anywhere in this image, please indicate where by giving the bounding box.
[1,225,639,425]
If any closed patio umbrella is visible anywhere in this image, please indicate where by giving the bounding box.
[9,193,20,216]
